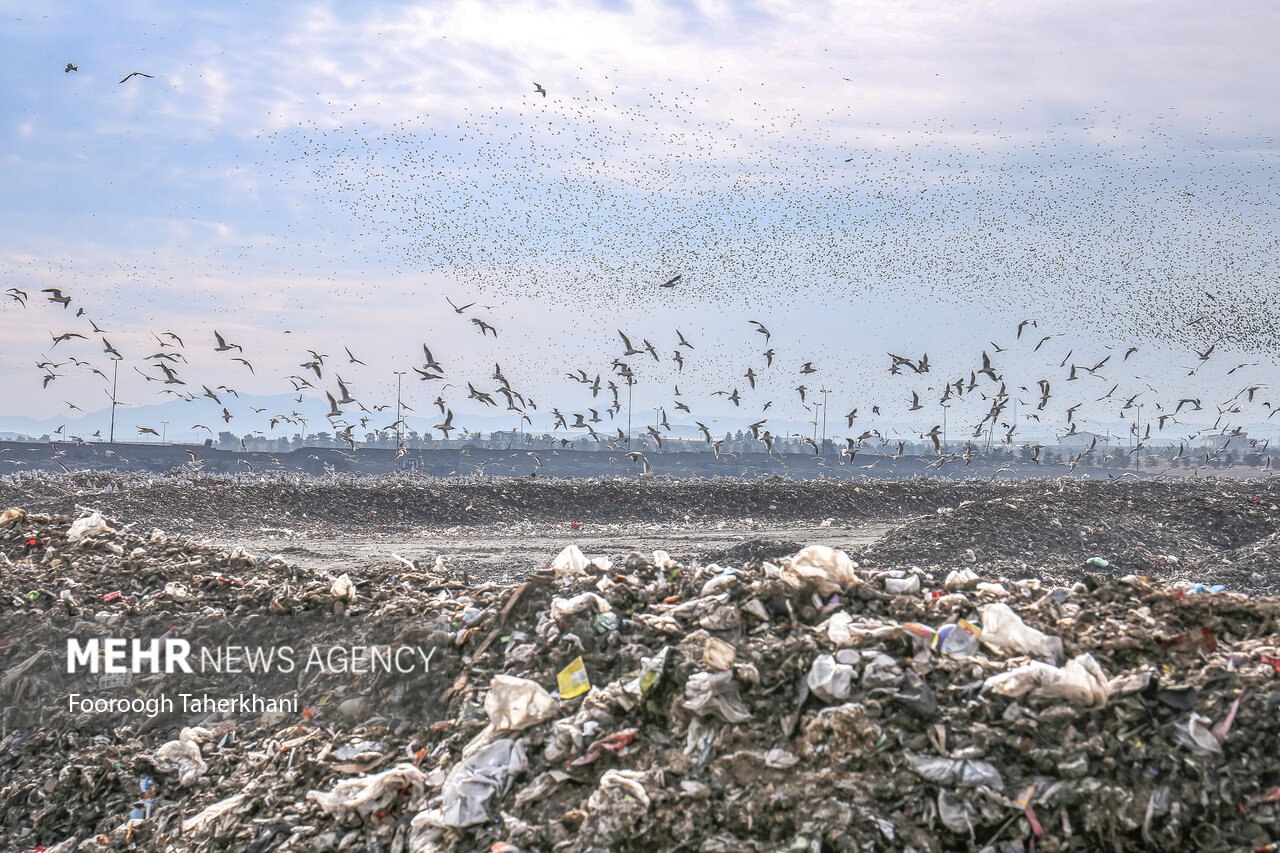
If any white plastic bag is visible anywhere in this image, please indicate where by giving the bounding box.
[978,603,1063,663]
[550,592,612,620]
[683,671,752,722]
[153,739,207,787]
[551,544,589,576]
[440,738,528,827]
[484,675,558,732]
[781,545,859,595]
[884,575,921,595]
[307,763,427,820]
[983,653,1111,707]
[330,573,356,601]
[67,512,112,542]
[907,753,1004,789]
[806,653,855,702]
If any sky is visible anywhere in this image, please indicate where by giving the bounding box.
[1,0,1278,449]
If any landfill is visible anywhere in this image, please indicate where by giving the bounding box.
[2,490,1279,852]
[3,471,1279,593]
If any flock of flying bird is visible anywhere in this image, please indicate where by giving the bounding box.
[4,277,1276,477]
[4,59,1278,478]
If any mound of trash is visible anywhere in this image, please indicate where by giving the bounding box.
[859,483,1280,595]
[2,505,1279,851]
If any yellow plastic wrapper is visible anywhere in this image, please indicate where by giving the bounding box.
[557,656,591,699]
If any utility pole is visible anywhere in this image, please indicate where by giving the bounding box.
[109,360,119,443]
[812,403,820,445]
[626,377,634,451]
[1134,404,1142,473]
[393,371,406,449]
[820,387,830,454]
[161,421,168,444]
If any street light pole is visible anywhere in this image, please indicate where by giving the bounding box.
[393,371,406,449]
[626,378,634,451]
[820,387,829,454]
[161,421,168,444]
[1134,404,1142,473]
[109,360,119,443]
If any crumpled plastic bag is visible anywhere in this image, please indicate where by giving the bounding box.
[67,512,113,542]
[440,738,528,827]
[860,653,903,688]
[684,670,752,722]
[330,573,356,601]
[884,575,921,595]
[582,769,654,843]
[1174,713,1223,755]
[307,763,427,820]
[485,674,558,732]
[780,545,859,595]
[807,653,856,702]
[153,738,207,787]
[551,544,589,576]
[906,753,1004,789]
[937,789,977,833]
[983,653,1111,707]
[944,568,980,590]
[590,768,651,809]
[550,591,612,620]
[978,603,1064,663]
[652,549,677,570]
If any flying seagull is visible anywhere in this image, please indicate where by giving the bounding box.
[119,71,154,84]
[533,82,547,97]
[42,288,71,308]
[213,330,242,352]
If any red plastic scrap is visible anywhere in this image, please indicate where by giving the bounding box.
[1025,803,1044,837]
[101,591,123,603]
[569,728,639,766]
[1260,655,1280,672]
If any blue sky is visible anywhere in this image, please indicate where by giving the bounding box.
[2,0,1278,447]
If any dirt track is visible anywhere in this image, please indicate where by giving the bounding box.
[225,520,894,579]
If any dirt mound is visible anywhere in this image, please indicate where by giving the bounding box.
[698,537,806,566]
[0,471,1014,535]
[858,480,1280,594]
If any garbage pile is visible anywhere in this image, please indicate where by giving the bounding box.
[860,484,1280,595]
[2,504,1279,851]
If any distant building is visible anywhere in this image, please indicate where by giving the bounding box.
[1202,432,1249,455]
[1058,431,1109,450]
